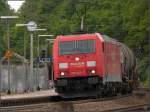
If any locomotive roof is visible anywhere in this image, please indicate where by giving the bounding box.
[101,35,118,43]
[57,33,119,44]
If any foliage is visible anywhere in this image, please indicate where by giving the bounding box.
[0,0,15,57]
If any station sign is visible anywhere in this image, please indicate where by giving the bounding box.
[37,57,53,63]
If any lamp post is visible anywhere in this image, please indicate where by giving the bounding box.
[23,31,28,92]
[46,38,54,88]
[148,26,150,86]
[30,29,47,91]
[26,21,37,91]
[0,60,2,107]
[16,24,29,92]
[32,29,47,90]
[0,16,19,94]
[0,57,5,107]
[38,35,54,88]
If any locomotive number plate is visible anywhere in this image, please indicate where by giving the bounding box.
[70,62,85,67]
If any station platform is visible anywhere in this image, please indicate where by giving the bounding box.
[1,89,57,100]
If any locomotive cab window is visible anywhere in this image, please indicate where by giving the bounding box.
[59,40,95,55]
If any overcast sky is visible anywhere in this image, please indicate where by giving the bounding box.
[7,1,25,12]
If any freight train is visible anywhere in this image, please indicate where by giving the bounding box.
[52,33,137,98]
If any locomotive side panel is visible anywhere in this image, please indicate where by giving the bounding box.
[53,36,59,80]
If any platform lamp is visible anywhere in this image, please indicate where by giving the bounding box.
[0,59,2,106]
[28,30,49,91]
[46,38,55,89]
[37,35,54,89]
[148,0,150,90]
[16,23,30,92]
[0,57,6,107]
[0,16,19,94]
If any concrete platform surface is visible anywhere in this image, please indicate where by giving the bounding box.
[1,89,57,100]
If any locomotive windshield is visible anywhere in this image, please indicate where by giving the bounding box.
[59,40,95,55]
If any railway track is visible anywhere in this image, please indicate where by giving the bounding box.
[0,95,133,112]
[103,103,150,112]
[1,95,150,112]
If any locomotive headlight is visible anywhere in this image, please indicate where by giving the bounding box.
[91,70,96,74]
[59,63,68,69]
[75,57,80,61]
[87,61,96,67]
[60,72,65,76]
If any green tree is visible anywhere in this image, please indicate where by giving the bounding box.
[0,0,12,58]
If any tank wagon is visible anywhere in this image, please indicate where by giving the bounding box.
[52,33,137,98]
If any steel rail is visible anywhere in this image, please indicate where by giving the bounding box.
[101,103,150,112]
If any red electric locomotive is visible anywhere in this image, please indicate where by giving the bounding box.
[52,33,136,98]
